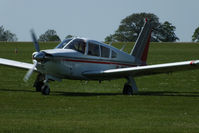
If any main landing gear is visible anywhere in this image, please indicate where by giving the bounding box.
[33,73,50,95]
[34,74,138,96]
[123,76,138,95]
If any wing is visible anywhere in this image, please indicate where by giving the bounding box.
[0,58,36,70]
[83,60,199,80]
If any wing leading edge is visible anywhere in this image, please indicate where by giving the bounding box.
[83,60,199,80]
[0,58,35,70]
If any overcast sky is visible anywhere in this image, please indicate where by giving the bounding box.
[0,0,198,42]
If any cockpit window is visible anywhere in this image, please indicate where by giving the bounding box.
[55,38,72,49]
[65,39,86,54]
[87,42,100,57]
[101,46,110,58]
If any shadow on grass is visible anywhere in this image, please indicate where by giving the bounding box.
[0,88,199,97]
[53,90,199,97]
[138,91,199,97]
[0,88,35,93]
[52,91,121,97]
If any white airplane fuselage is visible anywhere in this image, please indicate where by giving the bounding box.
[35,39,137,80]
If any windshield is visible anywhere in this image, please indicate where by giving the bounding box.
[55,38,73,49]
[64,39,86,54]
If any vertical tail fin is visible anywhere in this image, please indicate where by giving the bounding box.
[130,19,152,65]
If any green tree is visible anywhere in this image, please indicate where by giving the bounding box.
[192,27,199,42]
[0,26,17,42]
[104,34,115,43]
[157,21,179,42]
[38,29,61,42]
[105,12,179,42]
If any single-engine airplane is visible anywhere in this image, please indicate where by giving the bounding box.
[1,20,199,95]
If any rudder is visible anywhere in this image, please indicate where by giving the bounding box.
[130,19,152,65]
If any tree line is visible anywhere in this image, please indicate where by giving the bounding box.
[105,13,199,43]
[1,12,199,42]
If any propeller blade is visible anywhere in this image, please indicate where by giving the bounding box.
[31,30,40,52]
[23,61,37,82]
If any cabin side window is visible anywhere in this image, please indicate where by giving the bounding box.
[111,50,117,58]
[101,46,110,58]
[87,42,100,57]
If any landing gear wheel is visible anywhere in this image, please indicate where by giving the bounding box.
[123,84,133,95]
[41,85,50,95]
[34,81,44,92]
[33,73,45,92]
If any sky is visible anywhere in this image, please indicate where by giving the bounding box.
[0,0,199,42]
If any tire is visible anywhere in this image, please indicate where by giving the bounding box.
[41,85,50,95]
[35,81,44,92]
[123,84,133,95]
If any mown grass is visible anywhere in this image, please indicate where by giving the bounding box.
[0,42,199,133]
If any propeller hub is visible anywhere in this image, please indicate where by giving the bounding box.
[33,52,45,61]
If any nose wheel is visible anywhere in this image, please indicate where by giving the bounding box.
[34,81,44,92]
[41,78,50,95]
[33,74,50,95]
[33,73,45,92]
[41,84,50,95]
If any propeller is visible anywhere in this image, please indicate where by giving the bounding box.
[24,60,37,82]
[23,30,40,82]
[31,29,40,52]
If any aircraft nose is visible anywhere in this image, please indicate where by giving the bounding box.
[33,52,45,61]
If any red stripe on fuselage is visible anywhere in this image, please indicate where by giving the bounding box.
[63,58,136,67]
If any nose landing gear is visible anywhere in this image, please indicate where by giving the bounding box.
[41,82,50,95]
[33,73,50,95]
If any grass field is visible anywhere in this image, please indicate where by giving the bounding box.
[1,42,199,133]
